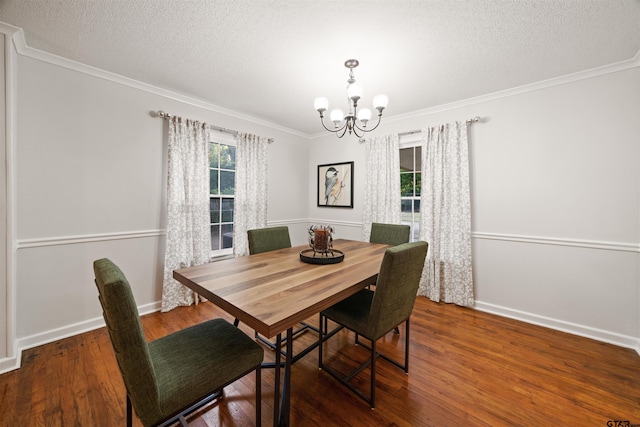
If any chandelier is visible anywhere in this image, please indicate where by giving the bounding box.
[314,59,388,138]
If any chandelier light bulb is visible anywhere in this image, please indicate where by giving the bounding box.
[357,108,372,124]
[347,83,362,102]
[314,97,329,113]
[373,94,389,111]
[330,109,344,124]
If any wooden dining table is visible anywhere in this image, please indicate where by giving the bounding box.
[173,238,389,426]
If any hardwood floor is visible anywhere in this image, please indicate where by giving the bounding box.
[1,297,639,426]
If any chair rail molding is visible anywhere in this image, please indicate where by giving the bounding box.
[16,229,166,249]
[473,232,640,253]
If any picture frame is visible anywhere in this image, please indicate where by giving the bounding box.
[317,161,354,208]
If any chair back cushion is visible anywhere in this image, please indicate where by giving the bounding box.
[247,226,292,254]
[370,223,411,246]
[93,258,161,425]
[367,241,428,339]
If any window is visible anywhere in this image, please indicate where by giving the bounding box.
[400,144,421,242]
[209,135,236,255]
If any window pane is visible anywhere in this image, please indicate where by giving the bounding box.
[399,147,414,171]
[210,170,219,195]
[415,146,422,171]
[220,171,235,195]
[221,224,234,249]
[209,143,219,168]
[401,199,412,214]
[221,198,234,223]
[220,144,236,170]
[210,198,220,223]
[415,172,421,196]
[412,200,421,241]
[210,224,220,251]
[400,173,414,197]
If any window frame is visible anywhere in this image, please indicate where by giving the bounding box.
[399,135,422,242]
[209,131,237,258]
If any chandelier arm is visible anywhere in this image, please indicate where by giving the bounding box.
[365,113,384,132]
[337,124,349,138]
[319,114,347,134]
[352,121,367,132]
[351,112,383,134]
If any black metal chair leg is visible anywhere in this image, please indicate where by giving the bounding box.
[370,340,376,409]
[404,319,410,372]
[318,314,323,370]
[126,395,132,427]
[256,365,262,427]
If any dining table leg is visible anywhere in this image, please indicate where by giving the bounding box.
[273,333,281,426]
[278,327,294,427]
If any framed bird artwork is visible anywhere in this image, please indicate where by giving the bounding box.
[317,161,354,208]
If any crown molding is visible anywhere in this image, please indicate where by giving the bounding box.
[5,21,640,142]
[384,55,640,126]
[308,50,640,139]
[5,24,309,140]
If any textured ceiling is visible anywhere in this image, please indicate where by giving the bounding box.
[1,0,639,136]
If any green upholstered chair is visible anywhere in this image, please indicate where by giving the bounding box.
[369,222,411,334]
[247,226,292,255]
[318,241,428,408]
[93,258,264,427]
[369,222,411,247]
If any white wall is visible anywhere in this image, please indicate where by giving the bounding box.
[308,67,640,349]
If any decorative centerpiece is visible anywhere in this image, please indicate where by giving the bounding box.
[300,225,345,264]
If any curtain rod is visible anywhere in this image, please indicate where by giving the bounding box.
[397,116,483,137]
[154,110,274,143]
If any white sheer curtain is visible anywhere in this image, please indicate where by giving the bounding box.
[162,116,211,312]
[418,121,474,306]
[362,133,401,241]
[233,132,270,257]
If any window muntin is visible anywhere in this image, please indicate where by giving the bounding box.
[210,138,236,254]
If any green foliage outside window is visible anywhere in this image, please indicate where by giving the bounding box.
[400,172,421,196]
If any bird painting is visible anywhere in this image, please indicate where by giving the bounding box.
[318,162,353,207]
[323,164,350,205]
[324,167,339,205]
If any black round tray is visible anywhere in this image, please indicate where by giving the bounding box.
[299,249,345,265]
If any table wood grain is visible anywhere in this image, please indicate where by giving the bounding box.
[173,239,388,338]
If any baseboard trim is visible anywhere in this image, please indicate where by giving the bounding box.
[474,301,640,355]
[3,297,637,374]
[0,301,161,375]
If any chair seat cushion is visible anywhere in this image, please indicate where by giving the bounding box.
[148,318,263,419]
[322,289,374,338]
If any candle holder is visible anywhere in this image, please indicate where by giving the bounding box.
[309,224,334,255]
[300,224,344,264]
